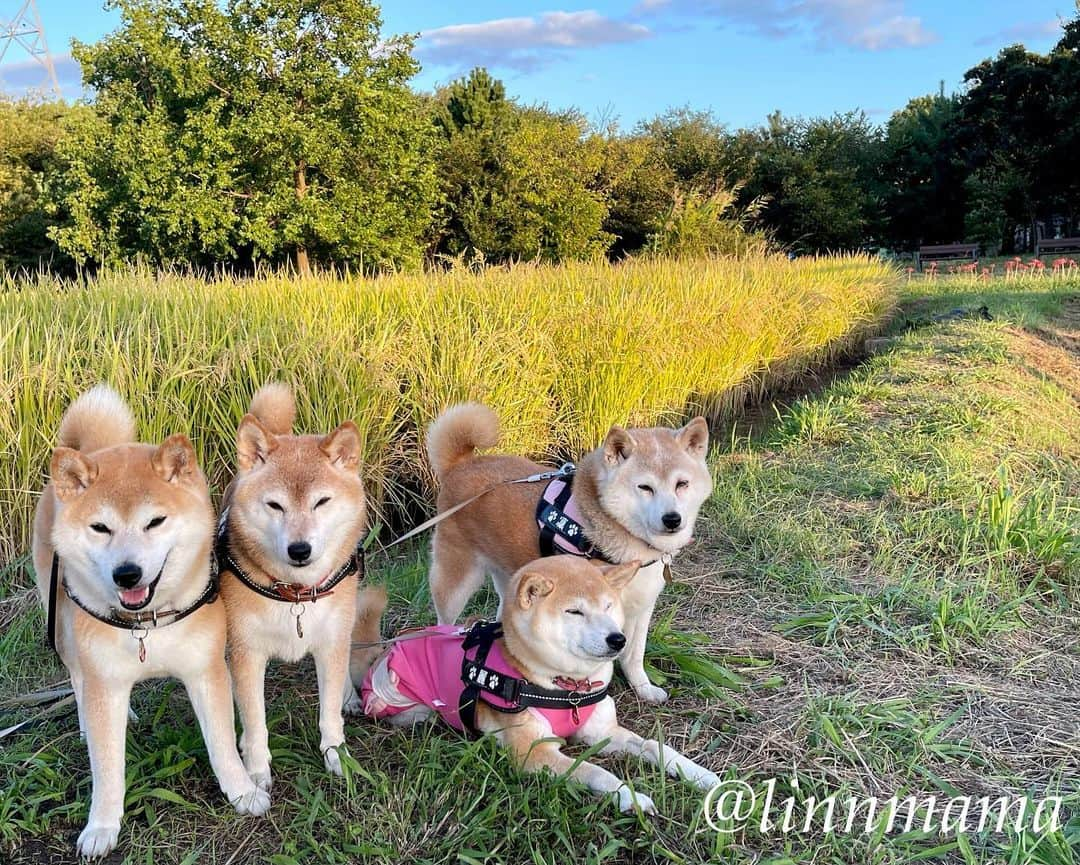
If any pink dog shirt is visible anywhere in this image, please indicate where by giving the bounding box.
[362,624,602,738]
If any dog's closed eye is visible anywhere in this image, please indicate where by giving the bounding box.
[90,523,112,535]
[675,479,688,491]
[565,609,585,616]
[266,501,284,512]
[145,515,166,530]
[637,484,654,494]
[313,496,331,510]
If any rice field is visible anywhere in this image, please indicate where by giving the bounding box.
[0,255,896,559]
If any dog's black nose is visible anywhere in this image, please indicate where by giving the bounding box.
[606,632,626,651]
[662,512,682,530]
[287,541,312,563]
[112,562,142,588]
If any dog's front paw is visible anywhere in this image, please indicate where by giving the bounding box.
[323,745,345,776]
[632,682,669,704]
[229,784,271,817]
[691,769,722,791]
[76,821,120,859]
[617,786,657,816]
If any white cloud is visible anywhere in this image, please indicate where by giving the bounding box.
[636,0,938,52]
[974,18,1063,47]
[417,10,653,72]
[0,52,81,96]
[851,14,936,50]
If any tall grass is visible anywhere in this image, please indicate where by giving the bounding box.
[0,255,897,559]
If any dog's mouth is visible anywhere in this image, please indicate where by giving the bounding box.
[117,557,168,611]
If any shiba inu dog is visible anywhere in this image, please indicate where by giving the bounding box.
[425,404,712,703]
[354,557,720,814]
[218,383,367,791]
[31,386,268,859]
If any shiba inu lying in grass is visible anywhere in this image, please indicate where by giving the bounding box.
[353,556,720,815]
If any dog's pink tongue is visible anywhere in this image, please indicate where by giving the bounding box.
[119,586,149,606]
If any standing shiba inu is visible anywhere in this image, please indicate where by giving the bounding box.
[32,386,268,859]
[218,383,367,791]
[355,557,720,814]
[425,404,712,703]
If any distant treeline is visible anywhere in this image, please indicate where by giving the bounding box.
[1,0,1078,274]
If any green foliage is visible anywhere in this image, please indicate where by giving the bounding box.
[0,100,73,271]
[880,94,966,251]
[735,111,886,253]
[49,0,437,272]
[431,69,613,262]
[645,185,767,259]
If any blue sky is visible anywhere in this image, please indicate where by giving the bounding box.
[1,1,1075,129]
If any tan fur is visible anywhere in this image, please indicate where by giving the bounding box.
[368,557,720,815]
[426,402,501,480]
[57,384,136,453]
[220,382,369,790]
[348,585,389,687]
[426,404,712,704]
[33,386,266,859]
[249,381,297,436]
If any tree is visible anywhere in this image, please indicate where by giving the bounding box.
[880,93,966,250]
[50,0,437,272]
[956,44,1058,252]
[637,108,739,190]
[430,68,517,259]
[737,111,884,253]
[0,99,73,271]
[430,69,613,262]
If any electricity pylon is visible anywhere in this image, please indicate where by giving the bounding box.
[1,0,61,99]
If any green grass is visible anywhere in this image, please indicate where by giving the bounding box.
[1,267,1077,863]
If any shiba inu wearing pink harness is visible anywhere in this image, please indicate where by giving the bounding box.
[362,620,608,737]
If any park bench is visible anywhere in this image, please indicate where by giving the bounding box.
[1034,236,1080,257]
[915,243,979,271]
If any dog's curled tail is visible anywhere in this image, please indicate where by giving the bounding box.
[426,403,500,480]
[58,385,136,454]
[349,585,388,688]
[250,382,296,435]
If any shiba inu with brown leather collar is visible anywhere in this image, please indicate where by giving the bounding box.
[425,403,712,704]
[217,383,367,792]
[32,386,268,859]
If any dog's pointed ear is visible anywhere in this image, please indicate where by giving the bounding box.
[516,571,555,609]
[677,416,709,459]
[237,414,277,470]
[51,447,98,501]
[152,434,199,484]
[602,425,634,465]
[598,560,640,591]
[319,421,361,472]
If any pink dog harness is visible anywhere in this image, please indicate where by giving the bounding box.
[536,472,611,561]
[362,621,608,737]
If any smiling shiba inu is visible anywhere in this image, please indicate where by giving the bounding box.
[217,383,367,791]
[425,404,712,703]
[354,557,720,814]
[31,386,268,859]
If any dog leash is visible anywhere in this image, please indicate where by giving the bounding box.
[378,463,578,552]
